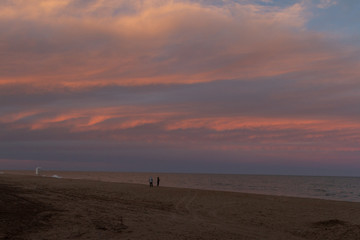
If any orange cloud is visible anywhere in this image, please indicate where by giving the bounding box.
[165,116,360,132]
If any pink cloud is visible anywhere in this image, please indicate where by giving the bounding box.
[1,0,357,92]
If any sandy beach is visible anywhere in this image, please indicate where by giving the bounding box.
[1,173,360,240]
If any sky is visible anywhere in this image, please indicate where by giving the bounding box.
[1,0,360,176]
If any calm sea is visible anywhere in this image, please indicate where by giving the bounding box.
[5,171,360,202]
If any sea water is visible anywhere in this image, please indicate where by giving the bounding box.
[35,171,360,203]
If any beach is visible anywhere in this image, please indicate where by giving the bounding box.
[1,173,360,239]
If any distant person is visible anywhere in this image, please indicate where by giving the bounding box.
[157,177,160,187]
[149,177,153,187]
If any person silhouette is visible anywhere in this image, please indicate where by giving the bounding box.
[157,177,160,187]
[149,177,153,187]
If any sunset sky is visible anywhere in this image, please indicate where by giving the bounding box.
[1,0,360,175]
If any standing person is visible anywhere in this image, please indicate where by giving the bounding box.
[149,177,153,187]
[157,176,160,187]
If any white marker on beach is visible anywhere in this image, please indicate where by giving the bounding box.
[35,167,41,175]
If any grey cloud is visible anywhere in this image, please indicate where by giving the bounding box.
[1,139,360,175]
[1,0,360,175]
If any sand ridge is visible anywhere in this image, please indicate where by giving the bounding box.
[1,173,360,239]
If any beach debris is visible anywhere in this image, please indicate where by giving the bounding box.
[296,219,360,239]
[314,219,347,227]
[93,216,128,232]
[52,175,62,179]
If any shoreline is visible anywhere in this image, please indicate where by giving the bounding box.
[0,170,354,203]
[2,170,360,203]
[2,173,360,239]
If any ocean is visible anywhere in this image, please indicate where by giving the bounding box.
[17,170,360,203]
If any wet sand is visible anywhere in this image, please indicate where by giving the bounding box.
[1,173,360,240]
